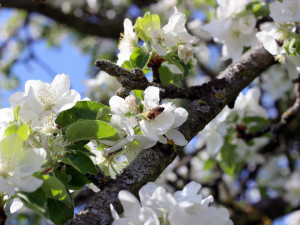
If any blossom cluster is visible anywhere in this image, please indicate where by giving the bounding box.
[111,181,233,225]
[0,74,80,197]
[256,0,300,79]
[117,8,198,73]
[95,86,188,177]
[202,0,300,79]
[198,87,268,165]
[203,0,257,61]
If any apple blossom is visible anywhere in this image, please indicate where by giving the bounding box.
[284,170,300,207]
[112,181,233,225]
[269,0,300,24]
[259,64,291,101]
[234,87,267,118]
[111,190,160,225]
[0,134,46,195]
[197,107,230,156]
[117,18,138,66]
[9,74,80,128]
[139,86,188,146]
[203,1,258,61]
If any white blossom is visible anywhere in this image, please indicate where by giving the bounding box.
[178,44,196,65]
[117,18,138,66]
[0,134,46,195]
[112,181,233,225]
[234,87,267,118]
[139,86,188,146]
[111,190,160,225]
[260,64,292,100]
[203,1,257,61]
[269,0,300,24]
[284,170,300,207]
[216,0,253,19]
[9,74,80,128]
[256,22,284,56]
[197,107,231,156]
[151,8,197,58]
[285,210,300,225]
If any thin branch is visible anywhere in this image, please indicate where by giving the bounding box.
[0,0,123,39]
[66,46,275,225]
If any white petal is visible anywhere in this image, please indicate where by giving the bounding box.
[14,148,46,177]
[144,86,160,109]
[26,86,44,114]
[110,203,120,220]
[140,120,159,141]
[8,92,26,109]
[104,138,129,156]
[109,96,129,114]
[158,135,167,144]
[7,175,43,193]
[165,129,188,146]
[118,190,141,219]
[150,112,174,131]
[51,74,70,97]
[10,198,24,213]
[173,107,188,128]
[0,177,15,195]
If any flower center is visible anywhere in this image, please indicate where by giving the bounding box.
[39,91,56,110]
[0,156,18,177]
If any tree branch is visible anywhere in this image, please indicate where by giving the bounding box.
[0,0,123,39]
[66,46,275,225]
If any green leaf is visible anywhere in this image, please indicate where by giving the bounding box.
[55,101,109,128]
[122,60,133,70]
[40,175,73,206]
[219,136,237,177]
[158,66,173,85]
[130,47,151,70]
[13,105,20,121]
[243,116,270,125]
[54,166,90,190]
[64,166,91,190]
[133,90,144,100]
[4,123,29,140]
[66,120,119,143]
[66,144,95,157]
[134,12,160,42]
[47,198,74,225]
[18,188,47,215]
[59,151,98,175]
[203,159,216,170]
[96,107,111,122]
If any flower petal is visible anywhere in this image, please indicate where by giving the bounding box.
[165,129,188,146]
[173,107,188,128]
[143,86,160,109]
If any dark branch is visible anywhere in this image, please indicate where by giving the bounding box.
[0,0,123,39]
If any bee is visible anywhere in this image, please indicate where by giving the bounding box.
[147,106,165,120]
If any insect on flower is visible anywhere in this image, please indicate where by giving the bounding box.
[147,106,165,120]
